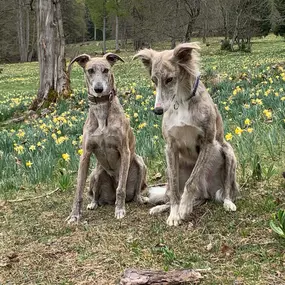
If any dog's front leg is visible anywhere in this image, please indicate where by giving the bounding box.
[221,142,238,211]
[115,147,131,219]
[179,143,213,220]
[66,151,91,223]
[165,142,181,226]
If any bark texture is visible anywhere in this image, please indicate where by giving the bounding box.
[30,0,70,110]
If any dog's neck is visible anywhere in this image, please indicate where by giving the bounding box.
[177,72,201,101]
[88,89,117,130]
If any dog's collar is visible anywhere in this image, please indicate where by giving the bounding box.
[190,73,201,97]
[173,73,201,109]
[88,89,116,105]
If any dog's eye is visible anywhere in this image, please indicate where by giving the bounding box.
[103,68,109,74]
[151,77,157,85]
[88,69,94,75]
[166,77,173,84]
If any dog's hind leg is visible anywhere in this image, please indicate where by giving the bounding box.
[87,164,103,210]
[150,203,170,215]
[133,155,148,204]
[150,198,205,215]
[125,155,148,204]
[88,164,115,209]
[220,142,239,212]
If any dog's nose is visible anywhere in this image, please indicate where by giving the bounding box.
[94,87,103,93]
[153,107,164,115]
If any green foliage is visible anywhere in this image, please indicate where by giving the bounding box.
[85,0,105,28]
[62,0,87,43]
[1,36,285,198]
[270,209,285,238]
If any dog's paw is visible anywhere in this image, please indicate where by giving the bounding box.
[150,205,164,215]
[115,207,126,219]
[166,205,182,226]
[166,213,182,226]
[135,195,149,204]
[178,201,193,220]
[87,201,98,210]
[223,199,237,212]
[65,214,80,224]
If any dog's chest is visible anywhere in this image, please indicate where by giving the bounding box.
[88,129,121,175]
[163,104,204,158]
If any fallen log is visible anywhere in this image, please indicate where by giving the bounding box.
[119,268,205,284]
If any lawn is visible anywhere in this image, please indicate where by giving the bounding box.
[0,35,285,284]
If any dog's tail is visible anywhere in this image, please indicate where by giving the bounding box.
[148,185,167,205]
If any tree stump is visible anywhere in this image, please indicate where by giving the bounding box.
[119,268,203,284]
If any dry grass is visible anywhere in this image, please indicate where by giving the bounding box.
[1,179,285,284]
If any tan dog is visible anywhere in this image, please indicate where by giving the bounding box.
[66,53,147,223]
[134,43,239,226]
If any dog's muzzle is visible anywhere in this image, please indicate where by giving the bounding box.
[153,107,164,115]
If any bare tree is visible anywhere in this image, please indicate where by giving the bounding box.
[183,0,201,42]
[30,0,70,110]
[102,0,107,53]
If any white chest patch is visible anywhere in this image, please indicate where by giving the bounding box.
[163,103,204,150]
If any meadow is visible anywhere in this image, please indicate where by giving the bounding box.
[0,35,285,284]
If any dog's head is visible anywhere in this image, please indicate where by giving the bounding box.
[133,43,200,115]
[68,53,124,97]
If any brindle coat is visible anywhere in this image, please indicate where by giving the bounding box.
[134,43,238,226]
[66,53,147,223]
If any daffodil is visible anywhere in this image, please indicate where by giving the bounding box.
[29,145,36,151]
[244,118,251,126]
[263,109,272,119]
[225,133,233,141]
[62,153,70,162]
[26,161,33,168]
[235,127,243,136]
[138,122,147,129]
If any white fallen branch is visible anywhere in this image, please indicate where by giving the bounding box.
[119,268,208,284]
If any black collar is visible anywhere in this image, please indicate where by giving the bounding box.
[88,89,116,105]
[191,73,201,97]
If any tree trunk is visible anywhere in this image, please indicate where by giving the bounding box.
[17,0,28,62]
[171,38,176,49]
[30,0,70,111]
[94,22,96,41]
[115,15,119,52]
[231,9,242,51]
[202,18,207,43]
[121,20,127,49]
[102,0,107,54]
[119,268,203,285]
[28,19,36,62]
[25,3,30,59]
[184,20,194,42]
[219,0,229,40]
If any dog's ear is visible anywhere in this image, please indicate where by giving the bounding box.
[69,54,91,68]
[172,42,200,63]
[104,53,124,66]
[133,49,154,74]
[67,54,91,79]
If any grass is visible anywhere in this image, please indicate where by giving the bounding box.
[0,34,285,284]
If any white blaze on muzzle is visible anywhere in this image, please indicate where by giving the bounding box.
[154,86,162,109]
